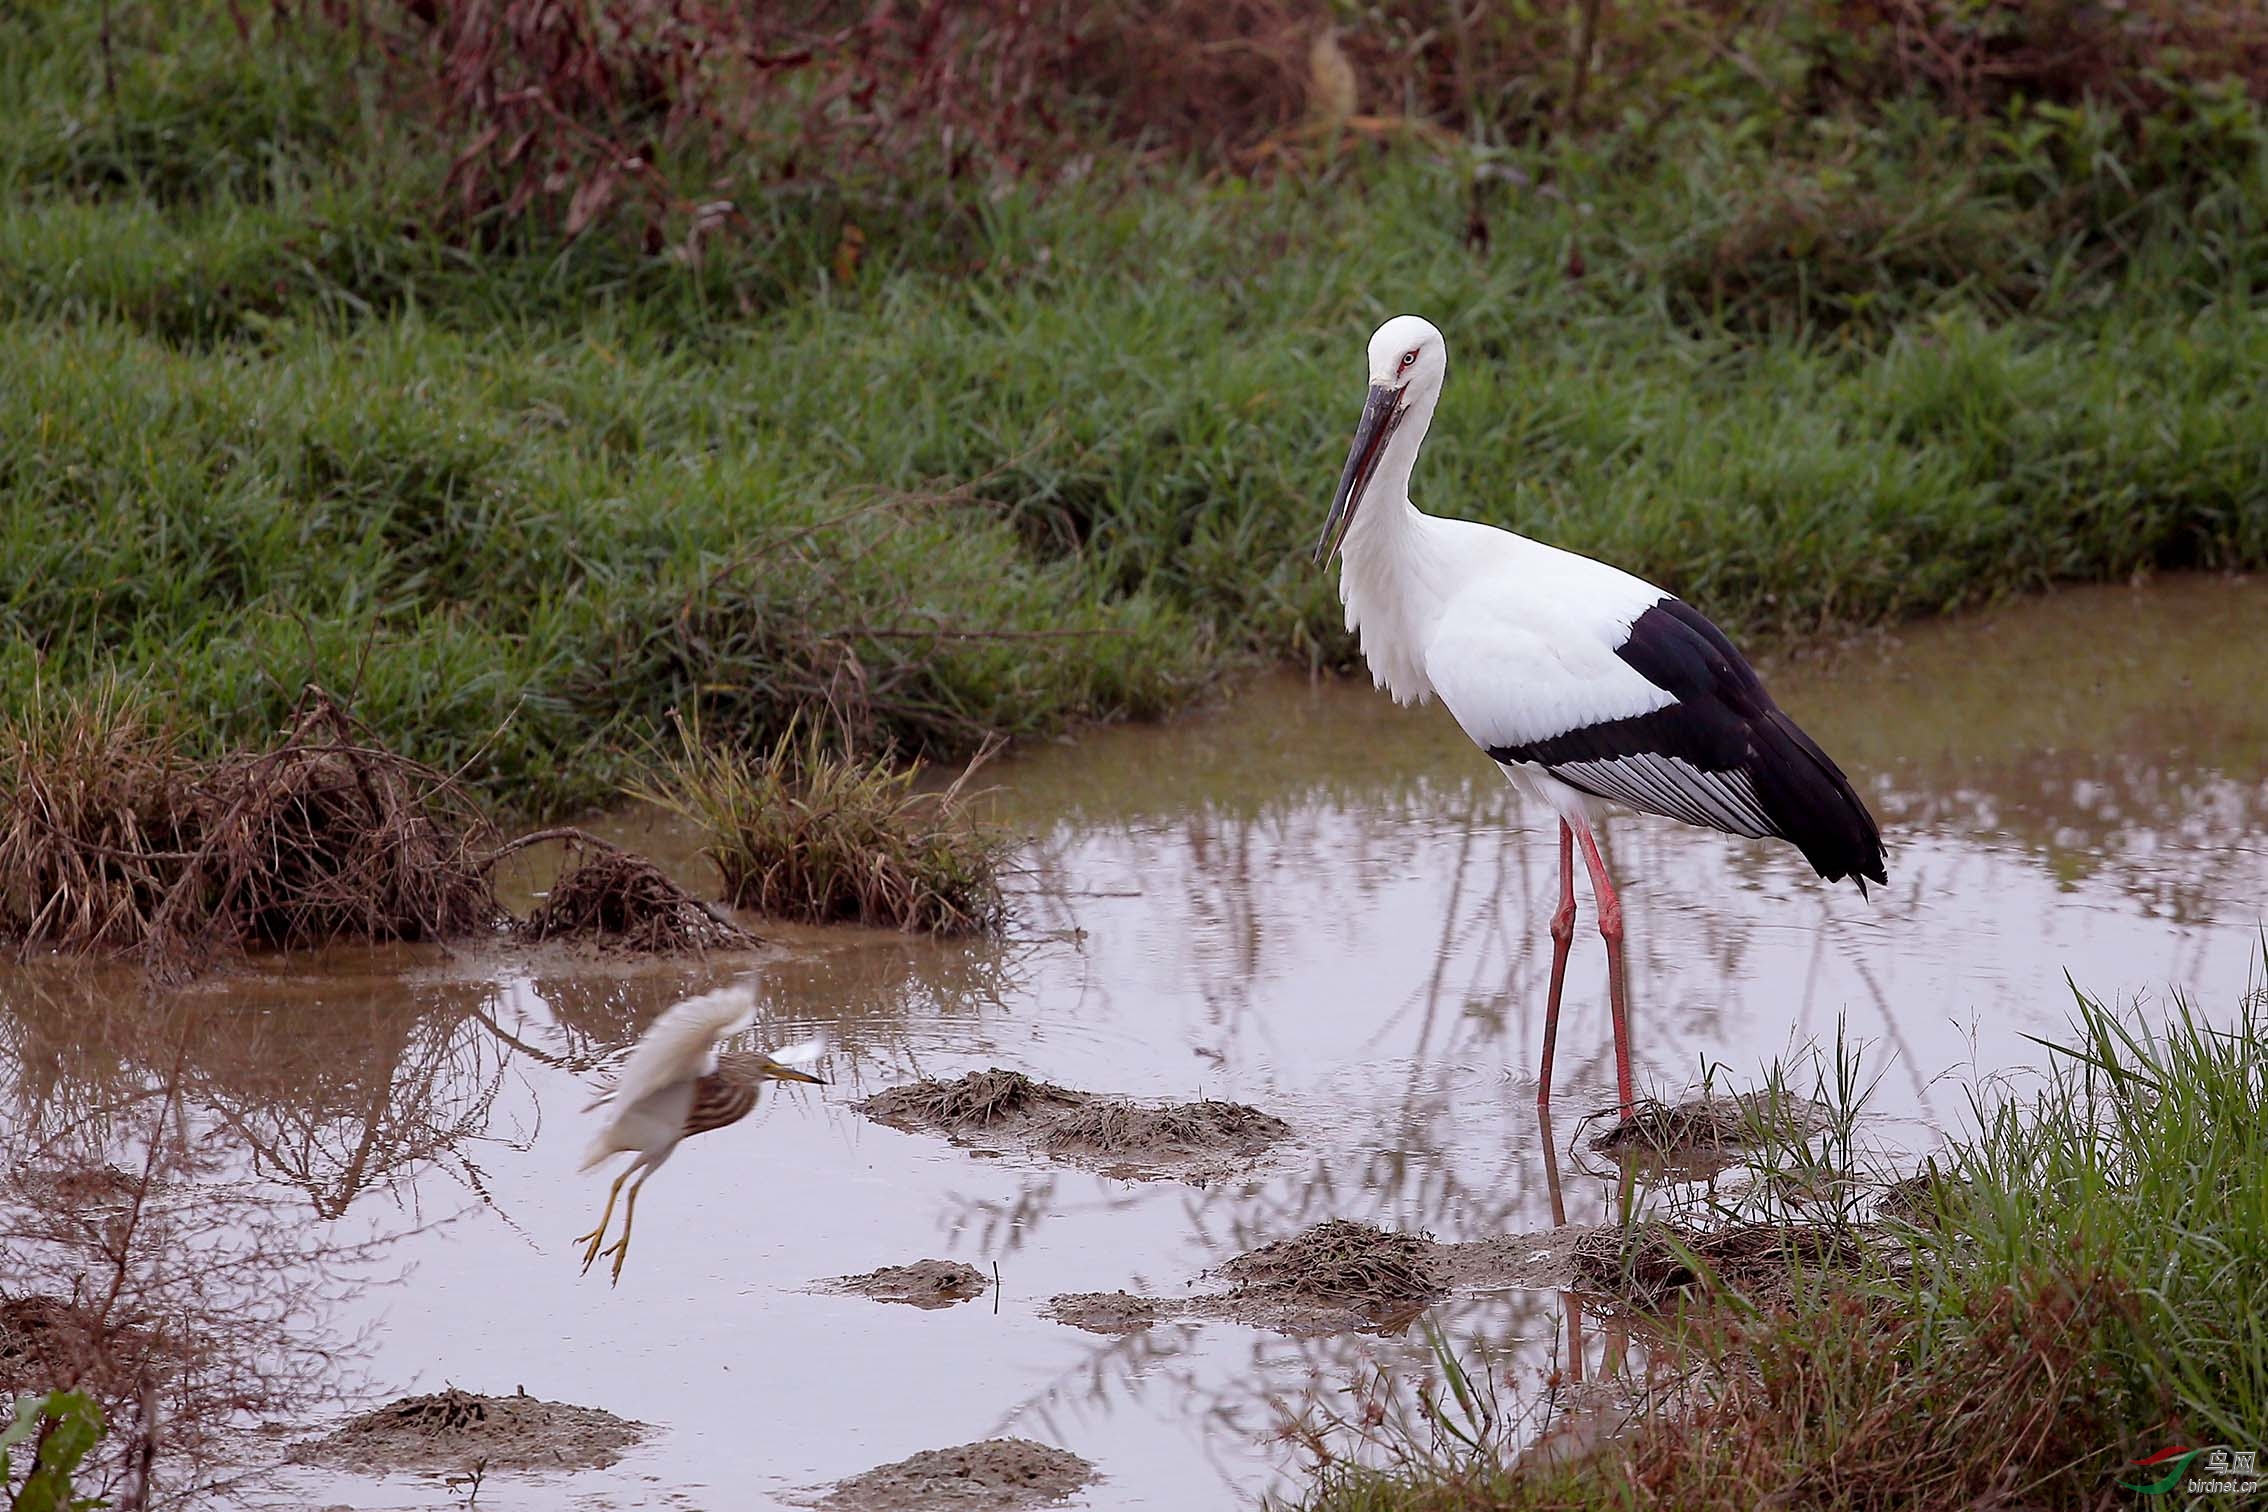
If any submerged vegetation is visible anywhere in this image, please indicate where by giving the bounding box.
[3,3,2267,811]
[1299,985,2268,1510]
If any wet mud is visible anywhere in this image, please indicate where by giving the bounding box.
[826,1260,991,1309]
[1585,1093,1834,1179]
[288,1387,646,1475]
[814,1438,1096,1511]
[1569,1219,1883,1309]
[855,1068,1291,1182]
[1050,1219,1608,1337]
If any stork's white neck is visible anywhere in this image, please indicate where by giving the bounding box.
[1333,383,1461,705]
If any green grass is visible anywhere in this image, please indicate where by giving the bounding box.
[1296,983,2268,1511]
[5,5,2268,814]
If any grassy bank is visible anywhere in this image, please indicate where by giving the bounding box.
[6,5,2268,814]
[1297,986,2268,1510]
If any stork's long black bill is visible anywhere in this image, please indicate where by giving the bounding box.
[1314,383,1404,566]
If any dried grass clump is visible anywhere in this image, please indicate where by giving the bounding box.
[1571,1220,1875,1309]
[1218,1219,1446,1312]
[0,679,198,954]
[858,1068,1084,1132]
[1043,1098,1290,1158]
[647,720,1009,937]
[170,693,501,962]
[0,683,503,974]
[512,834,759,954]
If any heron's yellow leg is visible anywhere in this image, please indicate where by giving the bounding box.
[600,1168,654,1286]
[575,1169,631,1274]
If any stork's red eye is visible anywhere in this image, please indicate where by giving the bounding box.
[1400,349,1419,369]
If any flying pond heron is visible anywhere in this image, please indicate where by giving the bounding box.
[1314,315,1887,1116]
[577,984,825,1284]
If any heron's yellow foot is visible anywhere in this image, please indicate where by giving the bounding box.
[596,1174,649,1286]
[576,1170,630,1276]
[598,1232,633,1286]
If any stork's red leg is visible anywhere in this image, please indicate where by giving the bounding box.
[1573,821,1635,1116]
[1536,820,1578,1109]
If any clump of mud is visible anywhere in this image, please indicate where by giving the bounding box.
[513,835,760,954]
[1046,1220,1598,1339]
[1210,1218,1446,1332]
[1587,1093,1833,1178]
[829,1260,990,1309]
[289,1387,647,1476]
[1878,1163,1972,1227]
[0,1295,155,1401]
[1045,1098,1290,1162]
[1570,1220,1874,1309]
[855,1068,1290,1182]
[1045,1291,1165,1336]
[860,1069,1084,1133]
[817,1438,1095,1511]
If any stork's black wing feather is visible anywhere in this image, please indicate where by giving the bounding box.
[1487,599,1887,891]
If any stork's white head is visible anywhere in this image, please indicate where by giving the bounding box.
[1365,314,1447,394]
[1315,315,1447,565]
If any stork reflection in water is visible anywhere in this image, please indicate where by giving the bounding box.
[1314,316,1886,1114]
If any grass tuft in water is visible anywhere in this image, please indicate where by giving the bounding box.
[642,718,1011,937]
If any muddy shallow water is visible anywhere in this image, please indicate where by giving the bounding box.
[6,577,2267,1509]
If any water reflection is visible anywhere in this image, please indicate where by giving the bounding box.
[0,578,2258,1509]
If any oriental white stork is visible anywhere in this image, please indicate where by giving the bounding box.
[1315,315,1886,1115]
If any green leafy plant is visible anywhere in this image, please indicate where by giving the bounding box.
[0,1392,107,1512]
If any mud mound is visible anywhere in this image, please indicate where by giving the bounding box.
[1879,1163,1971,1227]
[1570,1220,1874,1308]
[1215,1219,1446,1323]
[859,1069,1085,1132]
[291,1387,645,1475]
[830,1260,989,1309]
[514,836,759,954]
[1045,1291,1164,1335]
[0,1295,158,1400]
[1043,1098,1290,1158]
[818,1438,1095,1511]
[1587,1093,1833,1177]
[1044,1222,1606,1338]
[856,1068,1290,1182]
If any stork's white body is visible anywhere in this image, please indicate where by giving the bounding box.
[1339,506,1675,824]
[1317,315,1884,1111]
